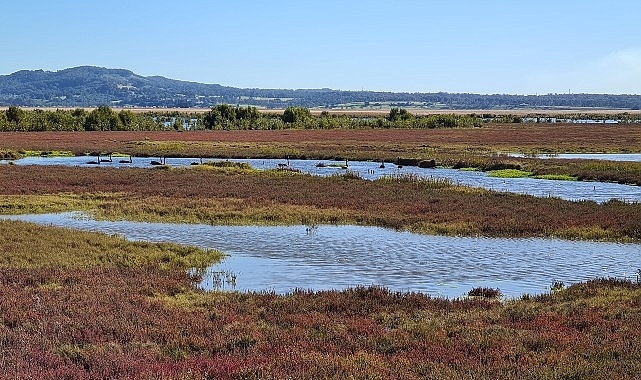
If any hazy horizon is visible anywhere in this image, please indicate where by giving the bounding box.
[3,1,640,95]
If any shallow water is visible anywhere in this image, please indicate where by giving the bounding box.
[3,212,639,299]
[2,156,641,203]
[507,153,641,162]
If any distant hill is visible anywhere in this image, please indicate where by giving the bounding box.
[1,66,640,110]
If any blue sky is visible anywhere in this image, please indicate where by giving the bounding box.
[3,1,640,94]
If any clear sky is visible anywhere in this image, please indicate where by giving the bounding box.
[2,1,640,94]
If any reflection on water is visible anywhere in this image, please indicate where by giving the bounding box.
[2,212,640,299]
[3,156,641,203]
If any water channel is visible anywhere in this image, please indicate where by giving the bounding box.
[2,155,641,203]
[2,212,639,299]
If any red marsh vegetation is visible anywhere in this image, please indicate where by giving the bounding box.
[1,219,641,379]
[1,123,641,156]
[1,165,639,240]
[1,252,640,378]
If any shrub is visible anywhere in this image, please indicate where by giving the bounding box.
[418,159,437,168]
[468,287,502,299]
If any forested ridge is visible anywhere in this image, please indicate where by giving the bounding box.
[1,66,640,109]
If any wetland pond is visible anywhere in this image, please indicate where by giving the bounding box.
[3,155,641,203]
[2,212,640,299]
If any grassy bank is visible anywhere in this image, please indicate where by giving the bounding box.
[0,220,221,270]
[1,166,640,241]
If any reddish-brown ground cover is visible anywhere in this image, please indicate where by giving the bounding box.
[3,126,641,378]
[1,165,639,240]
[1,123,640,156]
[2,265,641,379]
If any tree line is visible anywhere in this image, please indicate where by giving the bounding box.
[0,105,484,132]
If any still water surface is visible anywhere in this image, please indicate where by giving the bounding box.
[507,153,641,162]
[3,212,639,299]
[3,156,641,203]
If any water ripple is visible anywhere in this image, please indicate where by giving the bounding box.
[2,212,640,299]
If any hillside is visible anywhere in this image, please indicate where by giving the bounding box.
[1,66,640,110]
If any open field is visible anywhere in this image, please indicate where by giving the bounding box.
[264,108,641,116]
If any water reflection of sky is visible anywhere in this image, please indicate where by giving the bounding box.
[2,156,641,203]
[3,212,640,299]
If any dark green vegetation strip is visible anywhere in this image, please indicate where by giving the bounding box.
[0,105,481,132]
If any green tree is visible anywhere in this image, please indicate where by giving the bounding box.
[5,106,24,126]
[84,106,122,131]
[388,108,411,122]
[118,110,137,130]
[203,105,260,129]
[0,110,8,131]
[172,117,185,130]
[282,107,311,124]
[48,109,73,131]
[71,108,87,131]
[235,106,260,122]
[27,109,49,131]
[203,107,222,129]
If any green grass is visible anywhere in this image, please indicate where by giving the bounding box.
[487,169,533,178]
[488,169,578,181]
[21,150,74,157]
[0,219,223,270]
[201,160,256,172]
[534,173,578,181]
[0,193,102,215]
